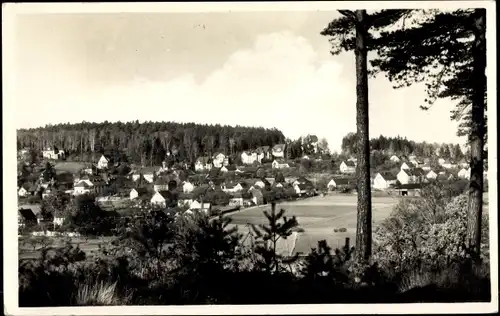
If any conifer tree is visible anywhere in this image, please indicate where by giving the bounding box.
[321,9,407,261]
[369,9,487,258]
[250,202,300,274]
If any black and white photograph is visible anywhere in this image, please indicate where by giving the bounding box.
[3,1,497,315]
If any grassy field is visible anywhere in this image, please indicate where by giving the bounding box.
[228,193,399,254]
[54,161,87,174]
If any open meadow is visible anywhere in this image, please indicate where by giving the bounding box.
[228,193,400,254]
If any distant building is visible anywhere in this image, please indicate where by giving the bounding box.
[97,155,110,169]
[426,170,438,181]
[339,161,356,174]
[373,172,398,190]
[195,157,213,172]
[212,152,227,168]
[272,159,290,169]
[241,151,258,165]
[458,168,471,180]
[130,187,150,200]
[389,155,401,163]
[327,178,352,191]
[400,162,416,170]
[182,181,195,193]
[272,144,286,158]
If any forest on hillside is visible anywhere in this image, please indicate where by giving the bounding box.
[17,121,286,165]
[341,132,467,160]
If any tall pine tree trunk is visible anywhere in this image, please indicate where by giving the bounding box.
[354,10,372,262]
[466,9,486,259]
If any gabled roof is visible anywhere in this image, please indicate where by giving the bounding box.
[18,204,42,218]
[132,187,149,195]
[155,190,174,200]
[343,161,356,167]
[330,178,351,185]
[378,172,397,181]
[74,181,91,188]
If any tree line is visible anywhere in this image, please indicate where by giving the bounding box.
[341,133,466,160]
[17,121,286,165]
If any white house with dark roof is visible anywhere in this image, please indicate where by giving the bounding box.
[241,151,258,165]
[426,170,438,181]
[195,157,213,171]
[212,152,226,168]
[373,173,398,190]
[400,162,415,170]
[97,155,110,169]
[327,178,352,190]
[272,144,286,158]
[458,168,471,180]
[390,155,401,163]
[340,161,356,174]
[182,180,195,193]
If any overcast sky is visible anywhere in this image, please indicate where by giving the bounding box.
[12,10,464,152]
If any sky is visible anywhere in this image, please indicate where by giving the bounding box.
[12,10,464,152]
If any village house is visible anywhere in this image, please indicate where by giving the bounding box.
[294,182,314,197]
[97,155,110,169]
[150,190,175,208]
[397,168,425,185]
[426,170,438,181]
[256,146,271,161]
[212,152,227,168]
[272,159,290,169]
[177,193,194,208]
[394,183,425,197]
[272,144,286,158]
[130,187,150,200]
[241,151,258,165]
[53,212,66,227]
[249,187,264,205]
[253,178,271,190]
[389,155,401,163]
[73,181,92,195]
[438,158,446,165]
[222,181,247,193]
[18,185,30,197]
[153,177,170,192]
[400,162,416,170]
[373,172,398,190]
[195,157,213,172]
[182,180,195,193]
[327,178,352,191]
[458,167,471,180]
[189,200,212,214]
[339,161,356,174]
[458,160,469,168]
[228,193,245,207]
[18,204,43,228]
[442,160,458,169]
[42,147,61,160]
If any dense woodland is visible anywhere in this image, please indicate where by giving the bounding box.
[17,121,286,165]
[341,133,467,161]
